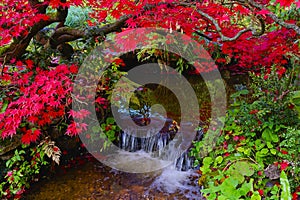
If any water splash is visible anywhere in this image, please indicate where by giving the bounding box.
[147,166,203,200]
[111,111,204,198]
[117,124,196,171]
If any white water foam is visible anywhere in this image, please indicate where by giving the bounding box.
[148,166,202,199]
[104,150,202,199]
[104,150,172,173]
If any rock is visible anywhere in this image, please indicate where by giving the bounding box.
[0,135,22,160]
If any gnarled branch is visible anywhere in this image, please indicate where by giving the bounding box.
[49,16,130,48]
[0,0,69,63]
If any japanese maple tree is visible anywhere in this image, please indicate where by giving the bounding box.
[0,0,299,154]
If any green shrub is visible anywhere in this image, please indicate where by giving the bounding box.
[194,66,300,199]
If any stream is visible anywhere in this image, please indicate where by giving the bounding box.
[25,155,202,200]
[24,73,245,200]
[25,115,204,200]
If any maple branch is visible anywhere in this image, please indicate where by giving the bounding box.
[196,9,252,42]
[0,0,69,62]
[49,16,130,48]
[87,15,130,37]
[247,0,300,35]
[0,17,61,63]
[176,2,254,42]
[142,1,266,40]
[194,31,213,41]
[49,27,85,48]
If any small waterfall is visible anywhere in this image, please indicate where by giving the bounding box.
[116,118,204,171]
[175,151,192,171]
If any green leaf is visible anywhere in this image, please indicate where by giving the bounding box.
[292,90,300,100]
[270,149,277,155]
[0,100,8,113]
[280,171,292,200]
[266,142,273,148]
[291,91,300,118]
[244,148,251,156]
[201,157,213,174]
[255,139,265,150]
[260,148,269,155]
[262,128,279,143]
[268,123,274,129]
[262,128,272,141]
[106,117,115,124]
[239,89,249,95]
[111,125,117,130]
[228,144,235,152]
[230,170,245,184]
[203,157,213,166]
[218,195,227,200]
[215,156,223,164]
[235,161,255,176]
[275,125,281,132]
[220,177,239,194]
[237,147,245,153]
[221,177,239,189]
[6,160,11,168]
[238,179,254,196]
[18,150,25,155]
[270,133,279,143]
[251,191,262,200]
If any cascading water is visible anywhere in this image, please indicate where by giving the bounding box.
[117,130,198,171]
[25,113,205,199]
[103,112,204,199]
[115,113,203,171]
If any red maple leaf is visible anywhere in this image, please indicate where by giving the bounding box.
[280,161,289,171]
[21,129,41,144]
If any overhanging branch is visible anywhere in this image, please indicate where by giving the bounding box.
[0,0,69,62]
[247,0,300,35]
[196,9,252,42]
[178,2,253,42]
[50,16,130,48]
[87,15,130,36]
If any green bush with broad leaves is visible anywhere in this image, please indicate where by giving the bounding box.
[193,66,300,200]
[0,137,62,198]
[0,145,49,198]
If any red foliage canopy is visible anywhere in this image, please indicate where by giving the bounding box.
[1,0,299,68]
[0,0,299,142]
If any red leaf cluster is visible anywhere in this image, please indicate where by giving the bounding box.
[88,0,299,73]
[0,0,49,46]
[21,129,41,144]
[0,62,87,143]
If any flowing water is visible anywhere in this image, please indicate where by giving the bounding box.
[24,74,246,199]
[25,126,204,200]
[25,158,202,200]
[26,112,204,199]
